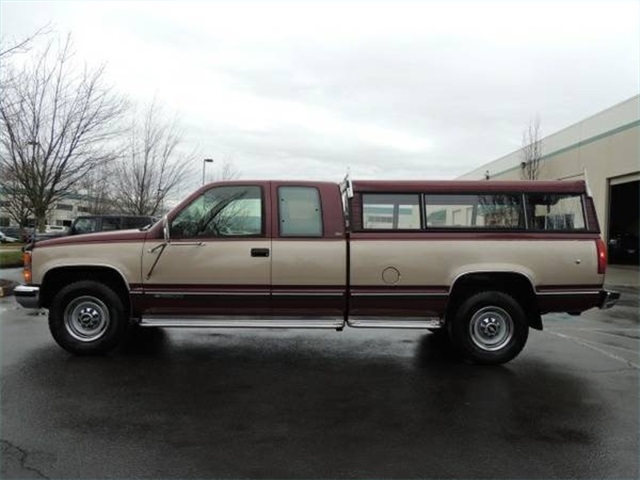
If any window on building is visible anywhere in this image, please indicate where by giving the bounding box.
[424,194,524,229]
[526,194,585,231]
[77,206,90,213]
[362,194,421,230]
[0,217,10,227]
[56,204,73,211]
[278,187,323,237]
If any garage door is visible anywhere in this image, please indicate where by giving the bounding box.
[608,178,639,265]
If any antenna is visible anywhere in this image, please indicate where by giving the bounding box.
[583,167,592,197]
[340,167,353,198]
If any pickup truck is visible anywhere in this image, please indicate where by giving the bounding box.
[14,178,619,364]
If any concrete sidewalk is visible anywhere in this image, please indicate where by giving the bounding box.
[605,265,639,288]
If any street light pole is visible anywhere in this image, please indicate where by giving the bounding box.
[202,158,214,186]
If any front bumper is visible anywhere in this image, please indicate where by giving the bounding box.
[14,285,40,309]
[598,289,620,309]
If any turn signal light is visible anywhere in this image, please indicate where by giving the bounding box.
[23,251,32,284]
[596,239,607,275]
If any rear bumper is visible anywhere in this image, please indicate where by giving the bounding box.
[14,285,40,309]
[598,289,620,309]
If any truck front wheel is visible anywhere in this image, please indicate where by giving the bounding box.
[448,291,528,365]
[49,281,129,355]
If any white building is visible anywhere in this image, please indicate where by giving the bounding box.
[458,95,639,263]
[0,192,91,229]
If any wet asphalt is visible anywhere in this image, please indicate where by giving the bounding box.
[1,281,638,479]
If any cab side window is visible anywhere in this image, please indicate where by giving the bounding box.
[171,186,263,238]
[278,187,323,237]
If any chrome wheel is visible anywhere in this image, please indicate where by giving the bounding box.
[469,306,514,351]
[63,296,110,342]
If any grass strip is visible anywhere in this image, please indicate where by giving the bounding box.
[0,250,23,268]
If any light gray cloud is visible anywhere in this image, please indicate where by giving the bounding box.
[2,0,638,189]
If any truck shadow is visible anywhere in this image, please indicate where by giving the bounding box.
[414,331,464,365]
[119,326,170,356]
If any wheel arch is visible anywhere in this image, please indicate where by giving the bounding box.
[40,265,130,312]
[447,270,542,330]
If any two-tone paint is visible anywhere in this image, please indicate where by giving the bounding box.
[19,179,612,329]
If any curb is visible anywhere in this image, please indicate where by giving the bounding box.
[0,280,19,297]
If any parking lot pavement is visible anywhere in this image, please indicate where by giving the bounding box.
[1,289,638,479]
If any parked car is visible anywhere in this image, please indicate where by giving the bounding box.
[69,215,156,235]
[15,178,619,364]
[45,225,69,235]
[0,226,27,242]
[26,226,68,244]
[608,232,639,264]
[0,231,19,243]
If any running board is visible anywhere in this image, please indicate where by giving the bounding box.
[139,316,345,329]
[347,317,443,329]
[138,316,444,330]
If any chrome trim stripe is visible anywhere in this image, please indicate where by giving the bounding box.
[348,317,443,329]
[350,292,447,297]
[272,292,344,297]
[536,291,600,296]
[143,291,270,296]
[136,291,343,297]
[139,316,344,328]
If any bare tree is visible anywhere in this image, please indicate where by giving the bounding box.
[0,169,33,230]
[0,24,51,59]
[0,35,127,231]
[112,100,196,216]
[78,162,116,214]
[521,116,543,180]
[215,158,241,182]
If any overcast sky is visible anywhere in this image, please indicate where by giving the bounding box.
[2,0,639,184]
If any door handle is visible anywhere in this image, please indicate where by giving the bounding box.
[251,248,270,258]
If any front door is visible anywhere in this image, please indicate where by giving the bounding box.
[141,184,271,316]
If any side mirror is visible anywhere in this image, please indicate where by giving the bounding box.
[162,214,170,243]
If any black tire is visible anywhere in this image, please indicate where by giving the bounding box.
[49,280,129,355]
[448,291,528,365]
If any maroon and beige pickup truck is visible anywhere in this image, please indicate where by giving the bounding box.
[15,178,619,364]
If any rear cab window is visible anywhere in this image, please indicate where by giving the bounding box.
[278,186,323,237]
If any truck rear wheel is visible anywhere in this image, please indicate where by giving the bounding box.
[49,281,129,355]
[448,291,528,365]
